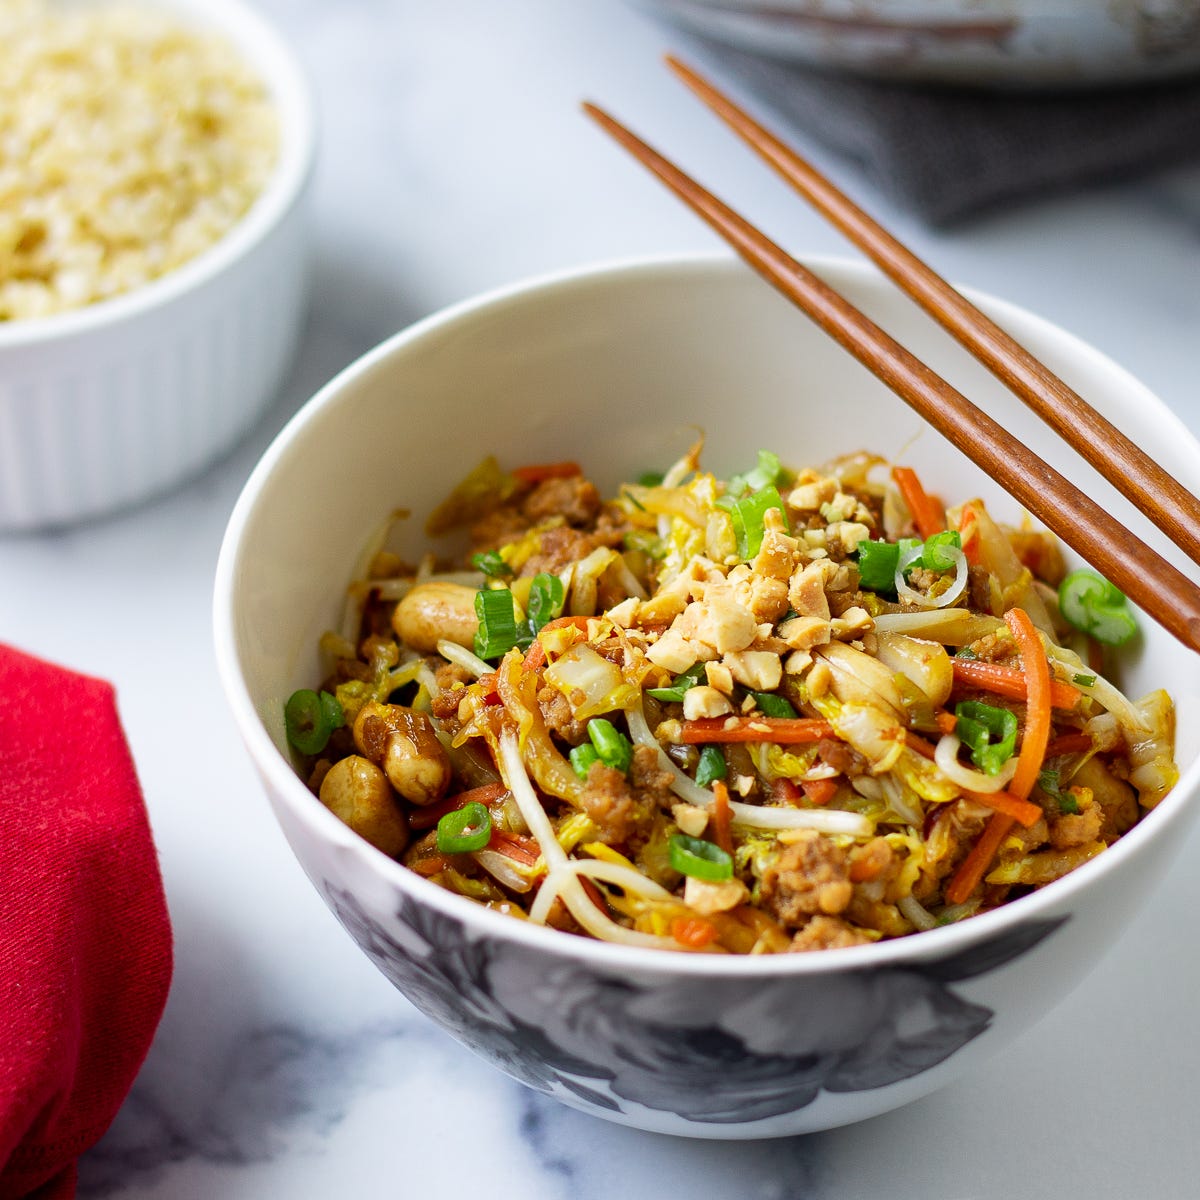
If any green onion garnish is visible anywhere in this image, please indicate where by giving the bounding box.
[474,587,521,659]
[955,646,979,660]
[919,529,962,571]
[647,664,705,703]
[955,700,1018,775]
[1039,768,1080,814]
[1072,672,1097,687]
[471,549,513,578]
[1058,569,1138,646]
[436,801,493,854]
[526,571,565,635]
[694,745,726,789]
[856,532,958,592]
[752,691,797,718]
[856,539,900,591]
[637,470,665,487]
[727,449,784,499]
[570,743,600,781]
[587,717,633,774]
[669,833,733,882]
[732,485,788,559]
[284,689,344,756]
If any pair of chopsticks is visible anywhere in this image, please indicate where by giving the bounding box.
[583,59,1200,655]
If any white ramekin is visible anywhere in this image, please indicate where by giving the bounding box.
[0,0,316,531]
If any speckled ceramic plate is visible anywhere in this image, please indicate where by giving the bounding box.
[629,0,1200,88]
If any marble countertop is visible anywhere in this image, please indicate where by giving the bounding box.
[5,1,1200,1196]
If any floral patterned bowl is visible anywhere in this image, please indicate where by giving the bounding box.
[214,254,1200,1137]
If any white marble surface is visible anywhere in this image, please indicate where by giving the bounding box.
[4,1,1200,1196]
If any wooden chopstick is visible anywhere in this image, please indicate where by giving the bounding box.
[580,100,1200,654]
[665,54,1200,572]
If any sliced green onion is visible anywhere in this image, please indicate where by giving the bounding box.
[570,743,600,781]
[637,470,665,487]
[284,689,344,756]
[728,449,784,499]
[471,550,513,578]
[856,536,920,592]
[753,691,797,718]
[474,587,521,659]
[588,717,633,774]
[669,833,733,881]
[646,663,705,703]
[436,801,492,854]
[1072,672,1097,687]
[1058,569,1138,646]
[955,646,979,660]
[856,539,900,591]
[955,700,1018,775]
[526,571,565,635]
[694,745,726,788]
[859,532,960,591]
[1038,767,1080,814]
[919,530,962,571]
[732,485,788,559]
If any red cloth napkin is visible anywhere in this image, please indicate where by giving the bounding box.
[0,645,172,1200]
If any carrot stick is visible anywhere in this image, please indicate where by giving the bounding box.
[956,503,982,566]
[409,853,453,877]
[800,778,837,806]
[408,780,510,829]
[678,716,835,744]
[512,461,582,485]
[711,779,733,854]
[951,657,1080,710]
[1004,607,1052,801]
[945,607,1052,903]
[487,828,542,867]
[892,465,945,540]
[934,709,958,735]
[1044,732,1093,757]
[671,915,719,949]
[580,876,609,914]
[945,812,1012,905]
[905,731,937,759]
[962,788,1042,828]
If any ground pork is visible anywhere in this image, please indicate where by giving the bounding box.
[520,525,616,578]
[1048,803,1104,850]
[469,506,534,552]
[760,831,854,928]
[788,914,875,952]
[817,736,867,778]
[579,763,657,846]
[521,475,602,526]
[538,683,588,744]
[431,660,472,720]
[628,744,676,808]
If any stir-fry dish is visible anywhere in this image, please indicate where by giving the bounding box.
[287,444,1177,953]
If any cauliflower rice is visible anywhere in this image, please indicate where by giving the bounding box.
[0,0,278,321]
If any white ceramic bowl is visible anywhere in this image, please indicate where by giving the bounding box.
[0,0,315,531]
[214,255,1200,1137]
[629,0,1200,88]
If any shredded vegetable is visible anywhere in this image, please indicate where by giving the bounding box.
[293,446,1175,954]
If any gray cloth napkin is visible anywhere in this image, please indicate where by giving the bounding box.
[685,39,1200,225]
